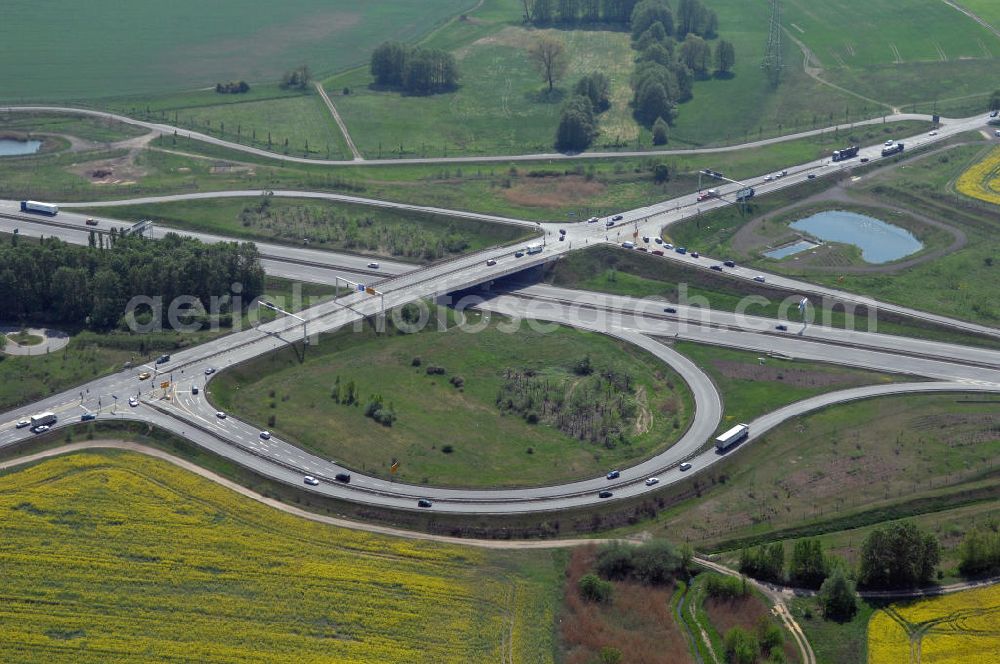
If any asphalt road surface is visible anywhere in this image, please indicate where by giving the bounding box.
[2,112,998,514]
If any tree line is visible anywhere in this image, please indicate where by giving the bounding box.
[523,0,717,29]
[0,233,264,330]
[215,80,250,94]
[370,42,459,95]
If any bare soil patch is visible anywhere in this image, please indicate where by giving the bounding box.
[503,176,606,208]
[67,153,149,185]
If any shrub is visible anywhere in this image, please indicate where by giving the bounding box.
[441,444,454,454]
[756,618,783,654]
[724,627,758,664]
[596,540,683,585]
[705,574,748,599]
[818,568,857,620]
[449,375,465,388]
[411,356,422,367]
[426,366,446,375]
[652,117,669,145]
[578,573,613,603]
[859,522,939,589]
[599,646,623,664]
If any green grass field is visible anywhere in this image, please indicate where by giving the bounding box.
[210,313,694,488]
[0,0,476,101]
[81,196,532,262]
[102,85,351,160]
[672,341,904,433]
[0,450,560,662]
[783,0,999,108]
[327,23,637,157]
[0,112,150,144]
[639,392,1000,552]
[960,0,1000,32]
[325,0,881,155]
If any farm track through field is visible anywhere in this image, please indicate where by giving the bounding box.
[941,0,1000,40]
[314,82,362,161]
[781,29,895,112]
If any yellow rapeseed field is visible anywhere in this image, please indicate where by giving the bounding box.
[867,584,1000,663]
[955,145,1000,206]
[0,452,558,663]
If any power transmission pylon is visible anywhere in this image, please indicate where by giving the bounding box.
[761,0,783,87]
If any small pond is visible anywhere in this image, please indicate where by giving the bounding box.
[788,210,923,264]
[0,138,42,156]
[765,239,821,260]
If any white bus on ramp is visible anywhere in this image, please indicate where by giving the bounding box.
[715,423,749,452]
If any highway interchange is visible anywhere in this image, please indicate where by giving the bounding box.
[1,109,999,515]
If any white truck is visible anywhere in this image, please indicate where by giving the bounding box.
[525,243,544,255]
[715,423,749,452]
[30,412,57,428]
[20,200,59,216]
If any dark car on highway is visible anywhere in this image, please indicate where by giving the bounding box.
[598,491,613,499]
[612,214,624,221]
[710,264,723,271]
[417,498,433,508]
[156,354,170,364]
[776,324,788,331]
[335,473,351,483]
[663,307,677,314]
[606,470,620,480]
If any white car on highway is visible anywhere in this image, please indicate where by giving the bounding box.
[645,477,660,486]
[216,411,227,419]
[15,419,30,429]
[679,462,693,471]
[259,431,271,440]
[303,476,320,486]
[128,397,138,408]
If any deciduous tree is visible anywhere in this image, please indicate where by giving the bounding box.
[529,35,568,92]
[715,40,736,75]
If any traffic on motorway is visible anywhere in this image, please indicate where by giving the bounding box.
[2,112,999,514]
